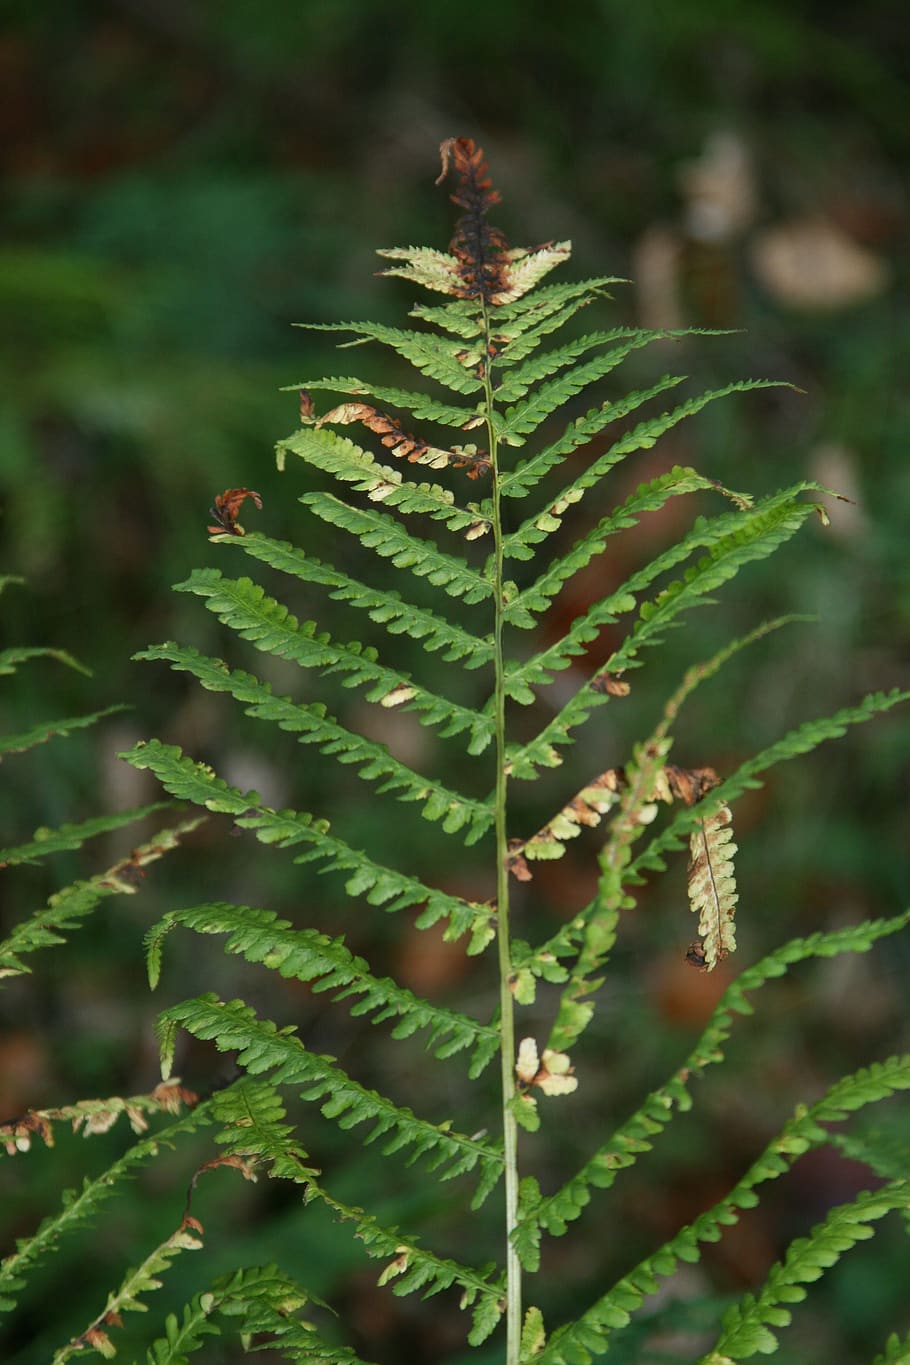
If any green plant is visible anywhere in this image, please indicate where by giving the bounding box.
[5,139,909,1362]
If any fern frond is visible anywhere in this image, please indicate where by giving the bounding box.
[493,328,729,405]
[630,687,910,884]
[148,903,499,1076]
[408,298,485,338]
[500,374,686,500]
[276,426,490,535]
[136,644,492,843]
[175,569,494,751]
[0,802,169,868]
[156,994,504,1206]
[282,375,480,429]
[0,704,127,761]
[871,1331,910,1365]
[210,1080,505,1344]
[120,742,494,950]
[496,334,693,444]
[0,645,91,678]
[227,534,494,670]
[702,1179,910,1363]
[301,493,493,611]
[296,320,485,393]
[516,910,910,1271]
[145,1263,368,1365]
[534,1058,910,1364]
[0,1080,198,1156]
[0,1096,216,1313]
[492,276,623,335]
[505,489,819,780]
[504,462,753,567]
[0,816,205,981]
[53,1216,210,1362]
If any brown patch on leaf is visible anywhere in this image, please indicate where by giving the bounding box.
[318,402,491,480]
[208,487,262,537]
[664,764,720,806]
[508,770,625,879]
[591,670,631,697]
[506,838,532,882]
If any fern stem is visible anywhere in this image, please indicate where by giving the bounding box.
[483,313,522,1359]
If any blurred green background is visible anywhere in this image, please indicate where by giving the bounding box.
[2,2,909,1361]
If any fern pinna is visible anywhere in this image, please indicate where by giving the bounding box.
[118,141,909,1362]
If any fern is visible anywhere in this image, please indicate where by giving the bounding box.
[30,134,900,1363]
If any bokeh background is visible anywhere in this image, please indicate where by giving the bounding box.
[2,2,909,1361]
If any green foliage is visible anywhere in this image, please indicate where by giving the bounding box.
[5,138,908,1363]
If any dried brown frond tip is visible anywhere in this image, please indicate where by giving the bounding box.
[436,136,511,304]
[207,487,262,537]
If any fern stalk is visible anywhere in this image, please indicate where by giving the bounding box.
[484,297,523,1357]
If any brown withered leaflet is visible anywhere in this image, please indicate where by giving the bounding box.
[207,488,262,537]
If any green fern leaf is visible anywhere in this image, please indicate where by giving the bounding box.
[704,1178,910,1362]
[0,1097,216,1313]
[0,802,169,868]
[0,704,127,761]
[120,741,494,948]
[301,493,493,611]
[175,568,494,751]
[631,687,910,883]
[277,426,489,536]
[871,1331,910,1365]
[494,327,729,404]
[136,643,492,843]
[408,298,485,338]
[497,335,693,443]
[296,320,485,393]
[535,1059,910,1364]
[505,489,818,780]
[226,533,493,669]
[516,911,910,1271]
[149,903,499,1074]
[157,994,503,1205]
[500,374,686,501]
[0,645,91,678]
[209,1081,504,1341]
[0,816,204,982]
[505,462,752,567]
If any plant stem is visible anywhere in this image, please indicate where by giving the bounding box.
[482,311,522,1360]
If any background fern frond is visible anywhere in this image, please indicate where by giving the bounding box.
[148,903,499,1074]
[0,1081,198,1156]
[535,1059,910,1364]
[0,802,169,869]
[0,704,127,761]
[210,1081,505,1343]
[0,816,204,981]
[0,1097,216,1313]
[0,645,92,679]
[517,917,910,1273]
[156,994,504,1206]
[702,1179,910,1363]
[149,1265,369,1365]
